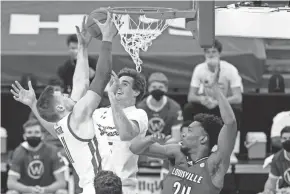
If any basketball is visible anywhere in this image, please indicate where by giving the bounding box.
[86,8,108,40]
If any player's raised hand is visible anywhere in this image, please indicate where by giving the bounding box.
[108,71,120,95]
[10,81,36,108]
[76,15,92,48]
[93,10,117,42]
[151,133,172,145]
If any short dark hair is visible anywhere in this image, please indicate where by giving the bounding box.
[66,34,78,46]
[281,126,290,136]
[180,120,192,131]
[36,86,59,122]
[23,119,41,131]
[204,39,223,53]
[118,68,147,102]
[194,113,223,150]
[48,78,64,88]
[94,170,122,194]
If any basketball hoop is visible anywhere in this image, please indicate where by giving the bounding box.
[108,7,196,73]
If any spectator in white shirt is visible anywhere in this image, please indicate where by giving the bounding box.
[271,111,290,153]
[184,39,243,124]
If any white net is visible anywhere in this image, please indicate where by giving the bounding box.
[112,13,172,73]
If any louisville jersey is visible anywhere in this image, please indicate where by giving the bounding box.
[269,149,290,189]
[162,157,221,194]
[55,113,109,190]
[93,106,148,192]
[8,142,66,186]
[137,96,183,136]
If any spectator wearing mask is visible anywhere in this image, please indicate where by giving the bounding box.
[7,119,67,194]
[271,111,290,153]
[137,72,183,142]
[184,39,243,123]
[261,127,290,194]
[57,34,97,93]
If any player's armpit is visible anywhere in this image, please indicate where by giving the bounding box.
[71,90,102,123]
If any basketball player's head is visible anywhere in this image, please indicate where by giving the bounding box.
[204,39,223,68]
[281,126,290,152]
[23,119,43,148]
[181,113,223,155]
[67,34,78,59]
[48,78,65,93]
[148,72,168,101]
[116,68,146,107]
[36,86,75,122]
[94,170,122,194]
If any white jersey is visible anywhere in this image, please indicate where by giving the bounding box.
[93,106,148,192]
[55,113,109,191]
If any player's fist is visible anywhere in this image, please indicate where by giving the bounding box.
[150,133,171,145]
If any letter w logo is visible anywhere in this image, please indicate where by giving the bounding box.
[27,160,44,179]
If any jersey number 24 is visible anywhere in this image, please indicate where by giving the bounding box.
[173,182,192,194]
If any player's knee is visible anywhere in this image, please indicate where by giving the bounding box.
[55,189,68,194]
[6,190,20,194]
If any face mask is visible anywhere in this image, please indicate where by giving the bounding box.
[150,89,165,101]
[26,136,42,147]
[282,140,290,152]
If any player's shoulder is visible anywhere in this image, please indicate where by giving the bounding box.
[133,106,148,117]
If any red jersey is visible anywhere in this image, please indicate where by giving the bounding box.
[8,142,65,186]
[137,96,183,136]
[162,157,221,194]
[270,149,290,189]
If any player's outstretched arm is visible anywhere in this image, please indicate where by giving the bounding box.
[10,81,57,138]
[210,66,237,170]
[130,133,178,159]
[70,16,92,101]
[70,11,116,133]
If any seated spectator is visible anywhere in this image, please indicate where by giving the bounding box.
[137,72,183,142]
[184,39,242,124]
[7,119,67,194]
[94,170,122,194]
[261,127,290,194]
[57,34,97,93]
[271,111,290,153]
[137,72,183,166]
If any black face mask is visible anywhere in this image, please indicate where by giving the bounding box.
[282,140,290,152]
[26,137,42,147]
[150,89,165,101]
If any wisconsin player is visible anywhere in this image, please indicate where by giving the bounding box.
[11,12,117,194]
[93,68,148,194]
[130,65,237,194]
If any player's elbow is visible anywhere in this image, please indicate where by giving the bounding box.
[129,144,144,155]
[120,133,135,141]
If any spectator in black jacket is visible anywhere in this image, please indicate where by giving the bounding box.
[57,34,97,93]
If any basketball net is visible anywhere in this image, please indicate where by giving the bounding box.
[112,13,172,73]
